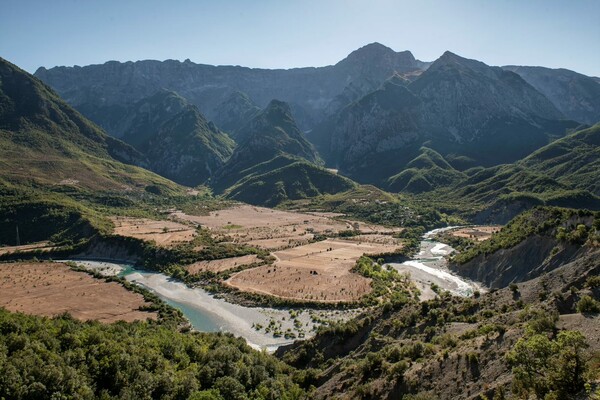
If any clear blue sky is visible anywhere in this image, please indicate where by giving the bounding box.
[1,0,599,76]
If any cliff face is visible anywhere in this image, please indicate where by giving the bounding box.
[449,235,584,288]
[34,43,426,132]
[504,65,600,125]
[449,208,598,288]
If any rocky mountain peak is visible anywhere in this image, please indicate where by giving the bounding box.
[336,42,418,73]
[262,99,294,122]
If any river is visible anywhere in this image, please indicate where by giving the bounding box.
[61,227,481,349]
[387,227,483,300]
[61,260,357,351]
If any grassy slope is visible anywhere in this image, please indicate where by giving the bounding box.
[225,155,356,207]
[417,124,600,222]
[212,100,320,193]
[521,123,600,195]
[0,57,182,195]
[387,147,465,193]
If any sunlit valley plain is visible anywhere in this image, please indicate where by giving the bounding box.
[1,2,600,399]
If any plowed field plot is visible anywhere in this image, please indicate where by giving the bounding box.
[450,226,502,241]
[0,241,56,255]
[171,204,400,251]
[225,238,402,302]
[186,254,262,274]
[0,262,157,323]
[111,216,196,247]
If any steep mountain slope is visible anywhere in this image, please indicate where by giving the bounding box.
[210,90,260,134]
[410,51,567,163]
[209,100,353,205]
[310,79,423,181]
[144,105,235,186]
[0,57,179,194]
[313,51,580,183]
[34,43,427,132]
[504,65,600,125]
[93,89,236,186]
[449,207,599,287]
[211,100,320,192]
[119,89,188,148]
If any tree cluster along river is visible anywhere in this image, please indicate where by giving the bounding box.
[64,228,482,351]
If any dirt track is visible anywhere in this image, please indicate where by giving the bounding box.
[0,241,57,255]
[0,262,157,323]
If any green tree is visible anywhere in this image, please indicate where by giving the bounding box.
[507,330,589,399]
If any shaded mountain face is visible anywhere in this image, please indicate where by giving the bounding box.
[210,91,260,135]
[211,100,320,192]
[503,65,600,125]
[34,43,427,132]
[119,89,188,148]
[144,105,235,186]
[309,80,423,181]
[80,88,235,186]
[0,57,179,193]
[313,51,580,183]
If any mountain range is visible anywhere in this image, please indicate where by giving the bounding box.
[4,43,599,216]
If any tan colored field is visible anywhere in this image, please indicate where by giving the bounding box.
[171,204,400,251]
[450,225,502,242]
[111,216,196,247]
[344,234,404,246]
[0,262,157,323]
[186,254,262,274]
[0,241,57,255]
[226,238,401,302]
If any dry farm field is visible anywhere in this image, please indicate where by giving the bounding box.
[110,216,197,247]
[449,225,502,241]
[171,204,401,251]
[170,204,405,303]
[0,241,57,255]
[226,238,402,302]
[0,262,157,323]
[185,254,262,274]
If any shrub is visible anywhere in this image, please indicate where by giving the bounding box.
[576,295,600,314]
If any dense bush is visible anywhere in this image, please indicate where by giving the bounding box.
[0,309,305,400]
